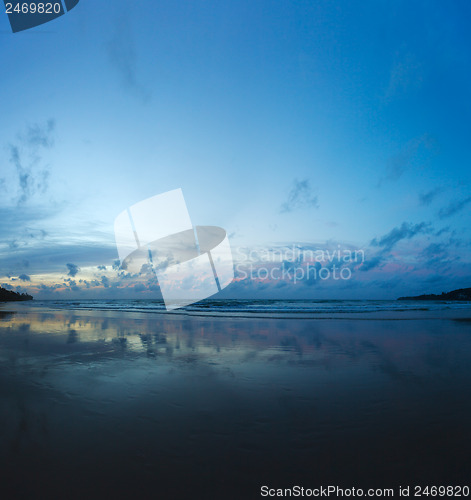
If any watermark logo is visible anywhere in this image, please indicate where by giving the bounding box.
[4,0,79,33]
[114,189,234,310]
[234,245,365,284]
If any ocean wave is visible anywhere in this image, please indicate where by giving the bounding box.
[19,298,471,317]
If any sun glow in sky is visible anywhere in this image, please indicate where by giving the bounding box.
[1,0,470,299]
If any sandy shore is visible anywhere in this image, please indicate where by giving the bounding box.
[1,304,470,498]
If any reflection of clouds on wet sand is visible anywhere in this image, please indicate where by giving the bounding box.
[1,309,471,391]
[0,308,471,497]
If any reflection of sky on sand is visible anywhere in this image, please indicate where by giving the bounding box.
[1,308,471,497]
[2,309,471,378]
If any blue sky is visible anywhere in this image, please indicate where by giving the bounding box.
[1,0,470,300]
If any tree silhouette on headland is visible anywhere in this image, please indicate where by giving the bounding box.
[398,287,471,301]
[0,286,33,302]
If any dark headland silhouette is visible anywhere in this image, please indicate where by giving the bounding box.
[0,286,33,302]
[398,287,471,301]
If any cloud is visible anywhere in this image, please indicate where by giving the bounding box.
[106,19,150,103]
[4,120,55,205]
[0,205,57,256]
[420,243,447,260]
[133,283,146,292]
[361,221,431,273]
[101,275,110,288]
[417,242,459,271]
[0,238,117,278]
[359,254,386,272]
[371,221,429,251]
[25,119,55,148]
[18,274,31,281]
[64,279,80,292]
[434,226,450,237]
[97,265,107,270]
[378,134,436,186]
[280,179,319,213]
[66,263,80,277]
[437,196,471,219]
[419,187,443,206]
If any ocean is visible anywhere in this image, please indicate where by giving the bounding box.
[19,297,471,316]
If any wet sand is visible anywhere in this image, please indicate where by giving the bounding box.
[1,305,470,499]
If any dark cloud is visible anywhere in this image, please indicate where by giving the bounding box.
[434,226,450,237]
[418,243,456,270]
[18,274,31,281]
[106,19,150,103]
[64,279,80,292]
[359,254,386,272]
[378,134,436,186]
[66,263,80,277]
[280,179,319,213]
[437,196,471,219]
[361,221,430,273]
[419,187,443,206]
[416,232,466,271]
[371,222,429,251]
[419,243,447,260]
[81,279,91,289]
[97,265,107,270]
[101,275,110,288]
[40,283,61,292]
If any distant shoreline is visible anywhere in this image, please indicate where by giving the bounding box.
[398,287,471,301]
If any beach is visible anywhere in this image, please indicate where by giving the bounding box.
[1,300,471,498]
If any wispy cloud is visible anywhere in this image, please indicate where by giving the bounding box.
[0,206,53,237]
[106,19,151,103]
[378,134,436,186]
[2,119,55,205]
[361,221,431,272]
[0,205,58,265]
[280,179,319,213]
[419,187,443,206]
[359,254,386,272]
[24,120,55,148]
[437,196,471,219]
[0,241,125,280]
[371,221,430,251]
